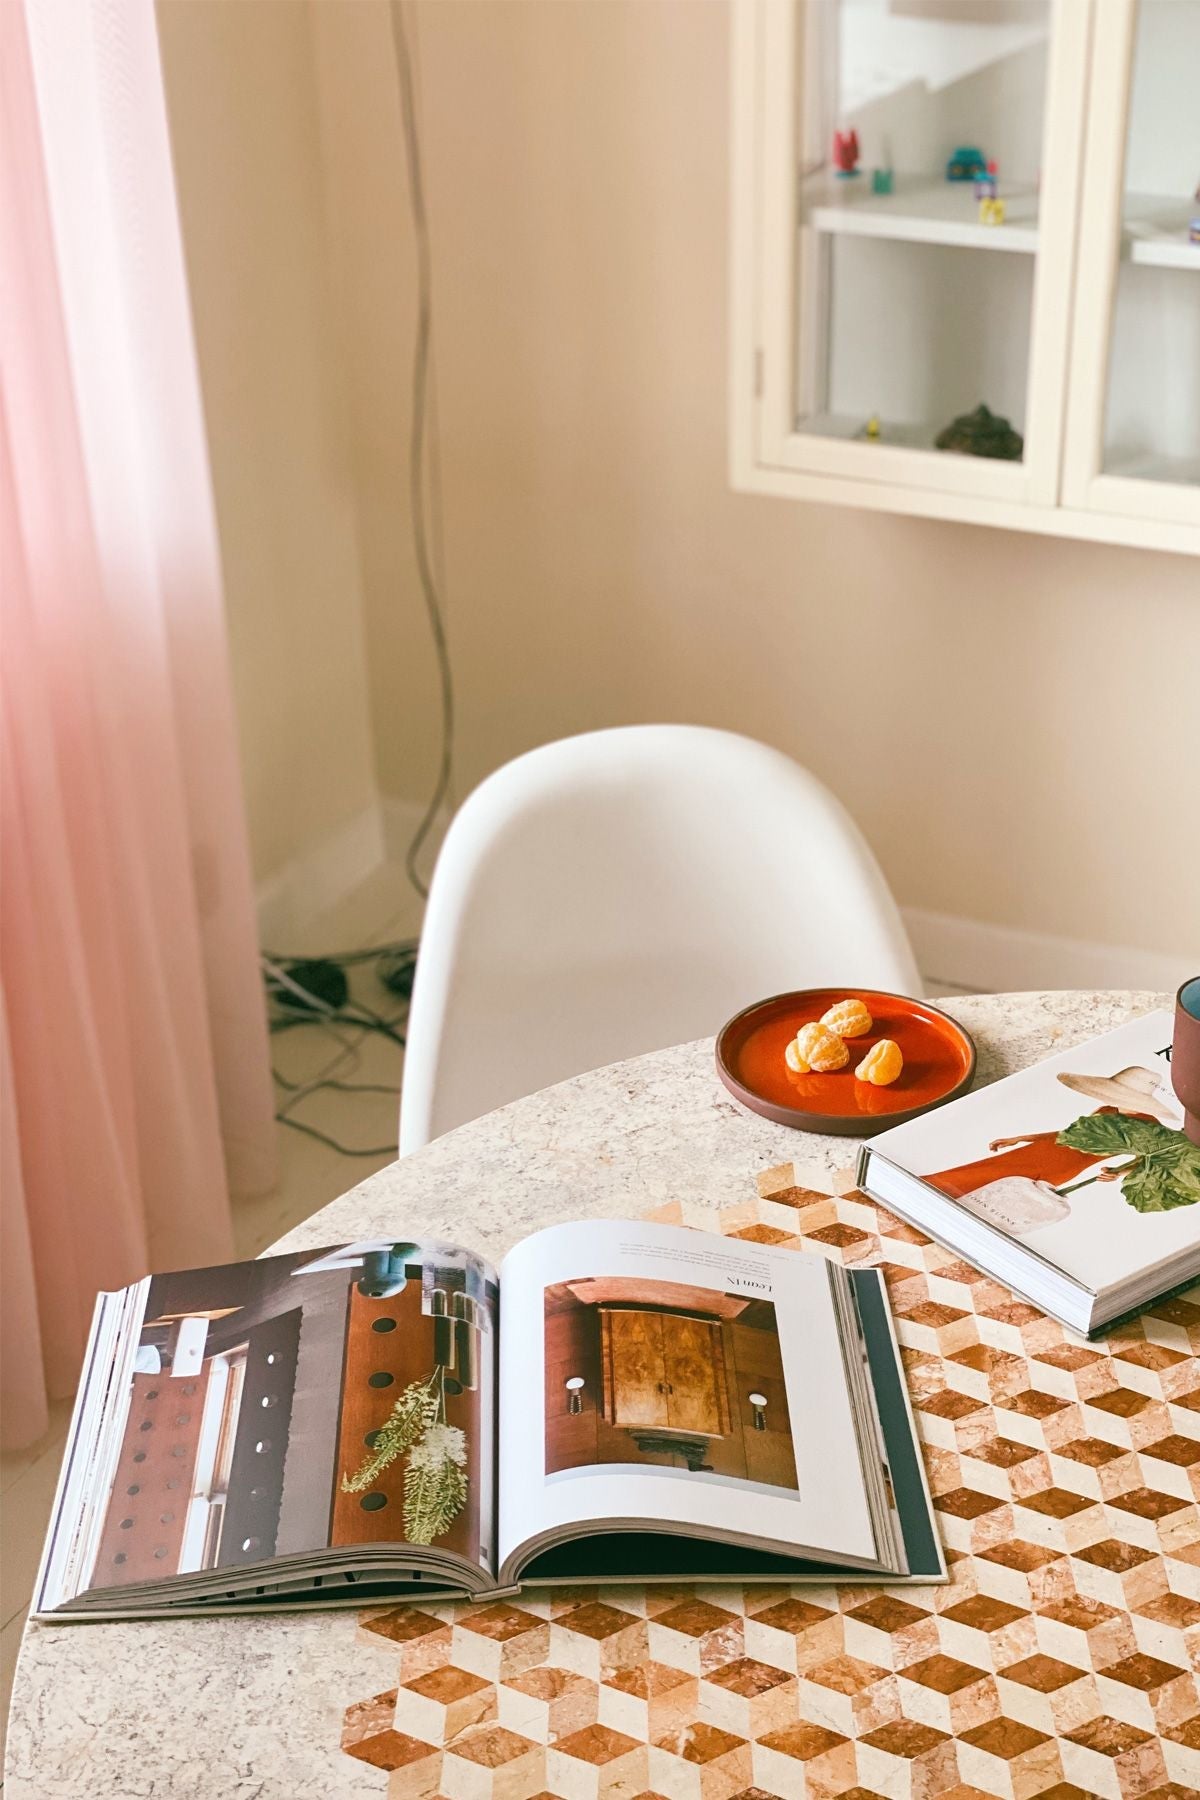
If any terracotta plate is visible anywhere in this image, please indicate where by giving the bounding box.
[716,988,977,1137]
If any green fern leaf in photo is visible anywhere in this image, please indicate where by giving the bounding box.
[340,1377,439,1494]
[341,1370,470,1545]
[403,1424,469,1544]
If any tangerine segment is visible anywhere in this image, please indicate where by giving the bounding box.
[856,1039,904,1086]
[794,1021,850,1072]
[821,997,874,1039]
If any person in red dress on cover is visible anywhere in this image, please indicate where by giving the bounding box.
[924,1066,1174,1201]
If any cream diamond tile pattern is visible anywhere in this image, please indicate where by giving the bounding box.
[341,1163,1200,1799]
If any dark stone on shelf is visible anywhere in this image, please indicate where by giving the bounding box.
[935,403,1023,460]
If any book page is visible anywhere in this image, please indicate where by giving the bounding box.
[49,1239,498,1607]
[497,1221,878,1574]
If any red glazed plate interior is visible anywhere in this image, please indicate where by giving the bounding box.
[718,988,975,1131]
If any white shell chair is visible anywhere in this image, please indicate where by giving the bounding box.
[399,725,919,1155]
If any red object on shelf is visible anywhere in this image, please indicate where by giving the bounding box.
[832,129,860,177]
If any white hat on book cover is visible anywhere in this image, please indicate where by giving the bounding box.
[1056,1064,1176,1124]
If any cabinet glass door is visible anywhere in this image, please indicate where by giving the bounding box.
[754,0,1089,503]
[1062,0,1200,531]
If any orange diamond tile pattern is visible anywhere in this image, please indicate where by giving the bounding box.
[341,1162,1200,1797]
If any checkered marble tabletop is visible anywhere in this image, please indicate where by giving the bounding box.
[7,991,1196,1800]
[338,1163,1200,1800]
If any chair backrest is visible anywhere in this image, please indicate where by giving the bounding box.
[399,725,919,1154]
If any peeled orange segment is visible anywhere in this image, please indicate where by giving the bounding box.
[794,1021,850,1072]
[856,1039,903,1086]
[784,1038,809,1074]
[820,998,873,1039]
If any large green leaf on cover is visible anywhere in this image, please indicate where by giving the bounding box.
[1058,1112,1171,1158]
[1121,1160,1197,1213]
[1057,1110,1200,1214]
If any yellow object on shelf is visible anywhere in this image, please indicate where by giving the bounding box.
[978,197,1006,226]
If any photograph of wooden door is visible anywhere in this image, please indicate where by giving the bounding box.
[599,1307,733,1440]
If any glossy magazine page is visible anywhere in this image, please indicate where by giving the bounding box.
[495,1220,889,1582]
[37,1240,498,1614]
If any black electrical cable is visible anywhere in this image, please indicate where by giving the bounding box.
[272,1064,401,1158]
[255,7,446,1159]
[276,1114,399,1159]
[254,8,446,1157]
[268,1013,407,1050]
[273,1071,400,1098]
[389,0,454,902]
[262,951,408,1153]
[262,956,409,1048]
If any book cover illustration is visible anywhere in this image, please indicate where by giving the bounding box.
[910,1038,1200,1279]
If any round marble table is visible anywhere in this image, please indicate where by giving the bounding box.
[9,989,1193,1800]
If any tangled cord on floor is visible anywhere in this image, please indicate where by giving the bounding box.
[262,946,417,1157]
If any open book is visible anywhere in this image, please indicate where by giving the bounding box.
[35,1221,943,1620]
[857,1009,1200,1336]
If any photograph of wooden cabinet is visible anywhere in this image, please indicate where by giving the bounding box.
[600,1307,733,1436]
[545,1278,798,1491]
[599,1306,733,1471]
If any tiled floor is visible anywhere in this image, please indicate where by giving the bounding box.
[0,876,972,1769]
[0,861,422,1769]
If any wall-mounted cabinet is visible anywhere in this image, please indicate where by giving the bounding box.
[730,0,1200,554]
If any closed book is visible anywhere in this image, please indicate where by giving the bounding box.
[856,1009,1200,1336]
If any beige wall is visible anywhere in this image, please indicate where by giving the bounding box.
[162,0,1199,957]
[384,0,1199,956]
[157,0,378,884]
[307,2,430,833]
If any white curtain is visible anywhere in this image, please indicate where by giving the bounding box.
[1,0,278,1450]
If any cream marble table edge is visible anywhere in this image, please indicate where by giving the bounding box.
[4,990,1168,1798]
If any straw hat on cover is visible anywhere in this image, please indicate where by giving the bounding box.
[1056,1066,1175,1125]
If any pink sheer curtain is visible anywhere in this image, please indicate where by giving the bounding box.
[0,0,277,1451]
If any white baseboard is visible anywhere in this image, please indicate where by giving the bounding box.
[256,803,386,950]
[904,906,1194,1000]
[255,795,448,950]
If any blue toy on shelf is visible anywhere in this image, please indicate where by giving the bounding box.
[946,146,988,182]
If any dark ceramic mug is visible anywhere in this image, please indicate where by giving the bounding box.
[1174,977,1200,1146]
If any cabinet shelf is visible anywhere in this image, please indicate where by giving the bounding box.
[795,412,1035,475]
[1123,194,1200,270]
[795,413,938,451]
[803,174,1040,254]
[1106,450,1200,487]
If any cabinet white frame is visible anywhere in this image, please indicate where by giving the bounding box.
[730,0,1200,556]
[1061,0,1200,534]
